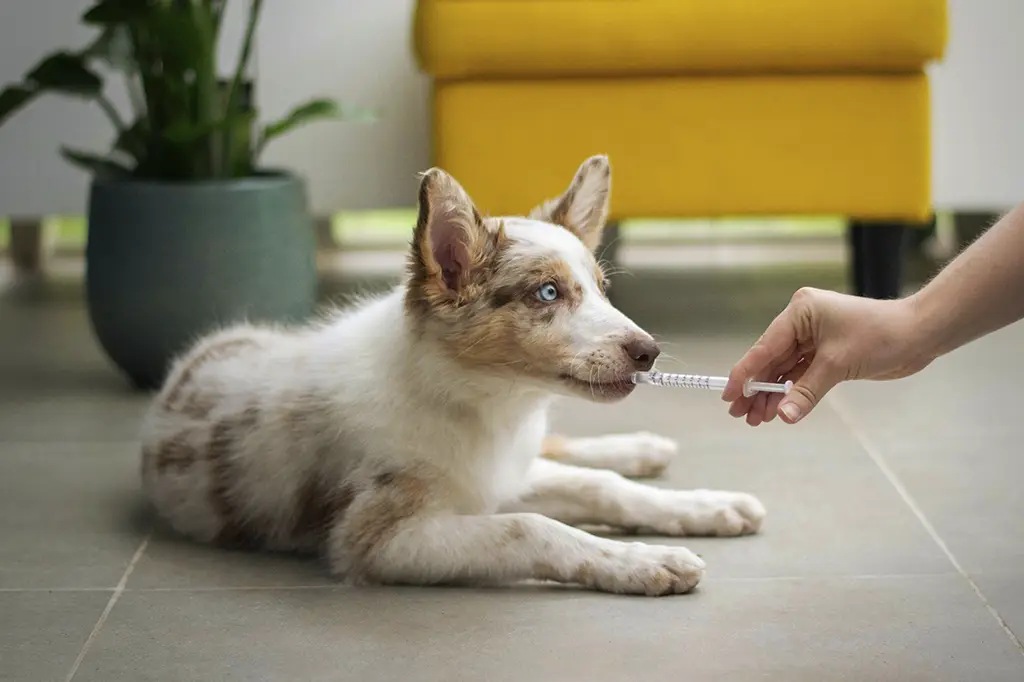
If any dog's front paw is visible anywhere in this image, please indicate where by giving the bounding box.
[575,431,678,478]
[651,490,766,537]
[581,542,705,596]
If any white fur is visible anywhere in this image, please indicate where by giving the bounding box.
[546,432,678,478]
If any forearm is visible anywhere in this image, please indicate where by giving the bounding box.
[909,201,1024,359]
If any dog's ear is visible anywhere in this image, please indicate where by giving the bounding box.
[410,168,493,293]
[529,155,611,252]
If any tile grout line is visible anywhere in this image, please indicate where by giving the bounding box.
[64,532,152,682]
[829,396,1024,656]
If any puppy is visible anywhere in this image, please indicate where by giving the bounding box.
[140,155,765,596]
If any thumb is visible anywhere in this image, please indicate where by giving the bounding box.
[777,358,843,424]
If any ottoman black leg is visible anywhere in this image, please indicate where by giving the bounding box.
[953,211,1000,248]
[848,221,907,299]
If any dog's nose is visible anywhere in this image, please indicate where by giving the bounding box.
[623,335,660,372]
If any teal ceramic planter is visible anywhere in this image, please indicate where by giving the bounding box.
[86,171,316,390]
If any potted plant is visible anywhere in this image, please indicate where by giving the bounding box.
[0,0,368,389]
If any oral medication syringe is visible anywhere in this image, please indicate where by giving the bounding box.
[632,370,792,398]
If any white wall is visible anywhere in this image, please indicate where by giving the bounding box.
[929,0,1024,212]
[0,0,110,217]
[0,0,1019,216]
[257,0,430,214]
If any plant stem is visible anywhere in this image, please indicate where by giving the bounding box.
[222,0,262,175]
[96,93,127,134]
[190,0,221,178]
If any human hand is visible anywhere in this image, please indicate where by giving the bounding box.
[722,288,932,425]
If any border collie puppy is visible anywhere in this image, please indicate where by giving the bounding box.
[140,156,765,596]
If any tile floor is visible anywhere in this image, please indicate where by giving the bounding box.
[1,263,1023,681]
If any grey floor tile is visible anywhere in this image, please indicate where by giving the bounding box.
[76,576,1024,682]
[0,397,149,442]
[0,591,110,682]
[0,294,120,391]
[127,531,333,590]
[0,443,148,589]
[830,325,1024,576]
[861,438,1024,574]
[973,572,1024,645]
[551,387,951,579]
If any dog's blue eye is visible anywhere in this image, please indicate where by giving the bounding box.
[535,282,559,302]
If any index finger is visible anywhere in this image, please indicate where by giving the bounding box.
[722,309,799,402]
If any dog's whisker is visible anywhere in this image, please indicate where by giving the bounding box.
[568,351,586,377]
[595,234,625,264]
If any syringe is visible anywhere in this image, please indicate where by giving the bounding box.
[632,370,792,397]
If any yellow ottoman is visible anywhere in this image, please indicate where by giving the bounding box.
[413,0,948,298]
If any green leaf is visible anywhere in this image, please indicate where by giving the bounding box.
[0,85,39,127]
[60,146,133,178]
[84,25,135,72]
[257,98,374,152]
[82,0,151,25]
[260,99,336,141]
[25,52,103,97]
[113,118,149,160]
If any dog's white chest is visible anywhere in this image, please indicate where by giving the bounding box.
[486,408,547,501]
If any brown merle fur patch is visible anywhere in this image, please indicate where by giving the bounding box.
[162,338,259,418]
[207,405,261,548]
[436,301,568,378]
[420,247,599,379]
[151,432,202,475]
[341,468,435,568]
[291,472,356,548]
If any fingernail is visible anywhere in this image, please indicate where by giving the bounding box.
[780,402,802,423]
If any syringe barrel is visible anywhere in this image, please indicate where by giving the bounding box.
[632,371,792,396]
[633,371,727,390]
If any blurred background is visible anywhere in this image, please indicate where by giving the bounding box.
[2,1,1021,329]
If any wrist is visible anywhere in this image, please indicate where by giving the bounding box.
[902,289,949,364]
